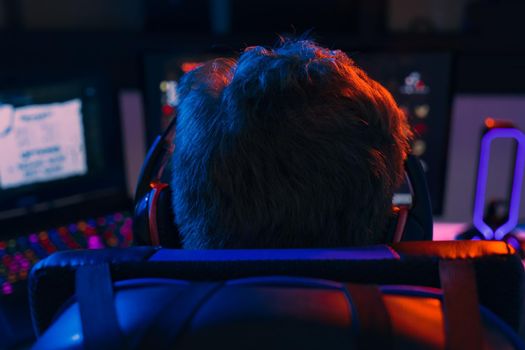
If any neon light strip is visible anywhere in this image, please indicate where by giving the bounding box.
[473,128,525,240]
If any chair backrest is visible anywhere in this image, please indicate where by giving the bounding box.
[32,275,525,350]
[29,240,524,337]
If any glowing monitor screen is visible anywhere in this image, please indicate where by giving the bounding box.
[0,79,126,227]
[0,99,88,189]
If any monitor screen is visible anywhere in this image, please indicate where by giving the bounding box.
[0,79,127,231]
[0,99,87,189]
[144,51,452,215]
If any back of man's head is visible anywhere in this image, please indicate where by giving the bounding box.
[172,39,412,249]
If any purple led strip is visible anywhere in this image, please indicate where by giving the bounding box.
[473,128,525,240]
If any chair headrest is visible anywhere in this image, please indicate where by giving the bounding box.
[29,241,524,335]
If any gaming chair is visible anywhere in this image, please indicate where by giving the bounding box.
[28,117,525,350]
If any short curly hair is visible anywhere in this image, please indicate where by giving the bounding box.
[172,39,412,248]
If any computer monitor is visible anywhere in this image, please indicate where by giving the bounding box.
[144,51,452,215]
[0,78,129,229]
[354,52,453,215]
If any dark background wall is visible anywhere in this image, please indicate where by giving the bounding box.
[1,0,525,92]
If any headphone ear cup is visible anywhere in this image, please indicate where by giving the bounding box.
[132,186,182,247]
[384,213,397,243]
[387,205,430,243]
[403,156,433,241]
[133,191,154,245]
[155,187,182,248]
[401,215,428,241]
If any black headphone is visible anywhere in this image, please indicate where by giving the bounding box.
[133,117,433,247]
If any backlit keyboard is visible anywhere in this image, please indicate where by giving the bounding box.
[0,211,133,295]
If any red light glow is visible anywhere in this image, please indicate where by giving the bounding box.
[485,117,495,129]
[162,104,175,117]
[181,62,204,73]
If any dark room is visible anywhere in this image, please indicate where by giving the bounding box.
[1,0,525,349]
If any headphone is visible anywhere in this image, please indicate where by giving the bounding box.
[133,117,433,247]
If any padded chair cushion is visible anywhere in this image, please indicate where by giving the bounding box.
[32,277,524,350]
[29,241,524,335]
